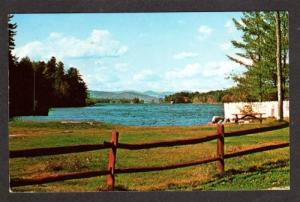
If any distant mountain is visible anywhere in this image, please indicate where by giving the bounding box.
[143,91,174,98]
[88,90,160,103]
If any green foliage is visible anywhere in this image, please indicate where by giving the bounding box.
[8,16,88,118]
[86,97,147,104]
[132,97,144,104]
[9,56,88,117]
[164,90,238,104]
[228,11,289,102]
[8,14,17,52]
[164,91,192,103]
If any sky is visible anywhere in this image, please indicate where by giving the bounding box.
[12,12,246,92]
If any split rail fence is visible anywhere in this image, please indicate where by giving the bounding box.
[10,123,289,190]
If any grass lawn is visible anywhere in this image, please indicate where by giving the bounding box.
[9,119,289,192]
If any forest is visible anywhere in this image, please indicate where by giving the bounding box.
[9,15,88,118]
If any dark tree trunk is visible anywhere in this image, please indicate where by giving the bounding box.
[275,11,283,120]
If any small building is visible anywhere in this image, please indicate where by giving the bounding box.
[223,101,289,120]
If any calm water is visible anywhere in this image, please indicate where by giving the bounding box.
[16,104,224,126]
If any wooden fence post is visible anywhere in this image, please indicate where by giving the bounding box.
[216,124,225,175]
[107,130,119,190]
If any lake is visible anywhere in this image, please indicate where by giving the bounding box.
[15,104,224,126]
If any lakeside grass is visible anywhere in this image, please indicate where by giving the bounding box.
[9,119,289,192]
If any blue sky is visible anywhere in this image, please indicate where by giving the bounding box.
[12,12,246,92]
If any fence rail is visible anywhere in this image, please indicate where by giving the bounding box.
[9,123,289,190]
[224,142,289,159]
[224,122,289,137]
[10,170,110,187]
[10,144,110,158]
[112,133,220,150]
[10,123,288,158]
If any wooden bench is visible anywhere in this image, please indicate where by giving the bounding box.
[232,113,265,124]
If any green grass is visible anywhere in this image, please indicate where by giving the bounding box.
[9,119,289,192]
[166,158,289,191]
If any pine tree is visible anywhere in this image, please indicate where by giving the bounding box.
[228,11,288,102]
[65,67,87,106]
[54,61,67,106]
[8,14,19,117]
[32,61,52,114]
[17,57,34,115]
[8,15,17,52]
[228,12,268,101]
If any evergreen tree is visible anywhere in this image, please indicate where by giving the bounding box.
[16,57,34,115]
[54,61,67,106]
[43,57,58,106]
[8,14,17,52]
[228,12,268,101]
[228,11,288,102]
[32,61,53,114]
[8,14,19,117]
[44,57,57,80]
[65,67,88,106]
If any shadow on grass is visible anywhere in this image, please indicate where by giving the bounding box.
[194,159,290,190]
[221,159,289,177]
[96,185,129,191]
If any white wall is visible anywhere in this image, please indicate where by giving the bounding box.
[224,101,289,119]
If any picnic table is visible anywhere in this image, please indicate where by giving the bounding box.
[232,113,265,124]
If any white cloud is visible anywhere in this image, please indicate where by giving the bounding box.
[94,60,104,65]
[173,52,199,60]
[13,29,128,60]
[219,42,232,51]
[13,41,44,59]
[225,20,235,33]
[133,69,154,81]
[165,60,239,80]
[225,20,233,28]
[161,60,242,92]
[84,60,241,92]
[225,19,245,34]
[49,32,63,39]
[198,25,213,34]
[227,53,253,67]
[197,25,213,40]
[202,61,238,77]
[165,63,201,80]
[114,63,129,72]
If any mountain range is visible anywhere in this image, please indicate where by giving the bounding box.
[88,90,173,103]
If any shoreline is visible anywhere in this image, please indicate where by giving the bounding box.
[9,119,216,128]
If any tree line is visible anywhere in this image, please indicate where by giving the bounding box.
[162,89,236,104]
[9,15,88,118]
[88,97,145,104]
